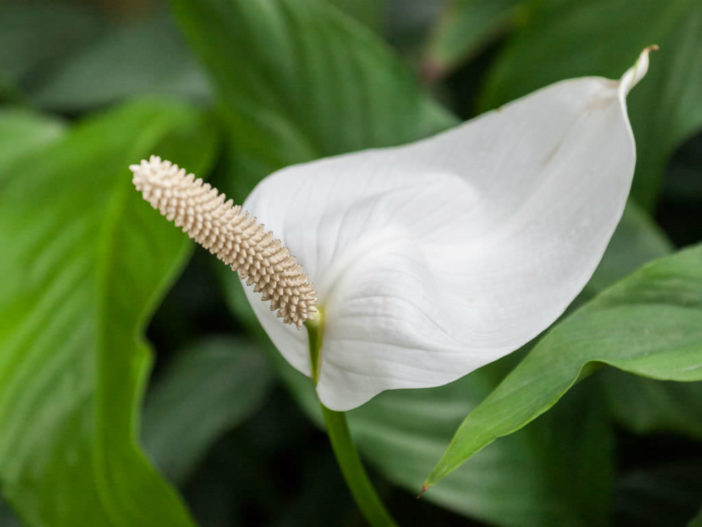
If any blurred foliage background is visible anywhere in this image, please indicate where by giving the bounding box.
[0,0,700,526]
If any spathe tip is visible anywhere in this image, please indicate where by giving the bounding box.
[619,45,659,95]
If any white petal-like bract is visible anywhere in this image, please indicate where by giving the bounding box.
[242,49,653,411]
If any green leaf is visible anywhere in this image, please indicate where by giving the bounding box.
[0,99,217,526]
[422,0,525,79]
[583,200,702,439]
[0,1,104,88]
[142,336,273,485]
[603,370,702,438]
[0,108,65,168]
[172,0,454,199]
[479,0,702,208]
[427,243,702,487]
[587,204,702,440]
[326,0,385,31]
[29,14,211,112]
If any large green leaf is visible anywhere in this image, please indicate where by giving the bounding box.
[172,0,454,199]
[427,243,702,487]
[0,109,64,527]
[142,336,273,485]
[479,0,702,208]
[0,108,65,168]
[0,100,217,526]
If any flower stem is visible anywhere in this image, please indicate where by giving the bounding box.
[305,312,397,527]
[320,405,397,527]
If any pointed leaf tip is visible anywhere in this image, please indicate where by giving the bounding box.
[620,45,659,95]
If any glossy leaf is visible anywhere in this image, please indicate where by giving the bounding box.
[142,337,273,484]
[0,100,216,526]
[480,0,702,208]
[428,244,702,486]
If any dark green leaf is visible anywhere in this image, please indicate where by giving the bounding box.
[603,371,702,439]
[30,14,211,112]
[428,244,702,487]
[614,459,702,527]
[422,0,525,79]
[690,507,702,527]
[0,497,21,526]
[0,1,104,88]
[479,0,702,208]
[327,0,385,31]
[142,337,273,485]
[172,0,453,199]
[0,99,217,526]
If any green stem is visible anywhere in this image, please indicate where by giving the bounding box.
[305,311,397,527]
[321,405,397,527]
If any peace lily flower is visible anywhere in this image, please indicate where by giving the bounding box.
[132,48,654,413]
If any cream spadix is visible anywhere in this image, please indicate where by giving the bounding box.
[131,156,317,327]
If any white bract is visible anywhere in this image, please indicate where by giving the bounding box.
[242,49,654,411]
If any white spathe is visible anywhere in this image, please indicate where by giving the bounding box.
[242,49,654,411]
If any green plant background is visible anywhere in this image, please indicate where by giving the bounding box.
[0,0,700,526]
